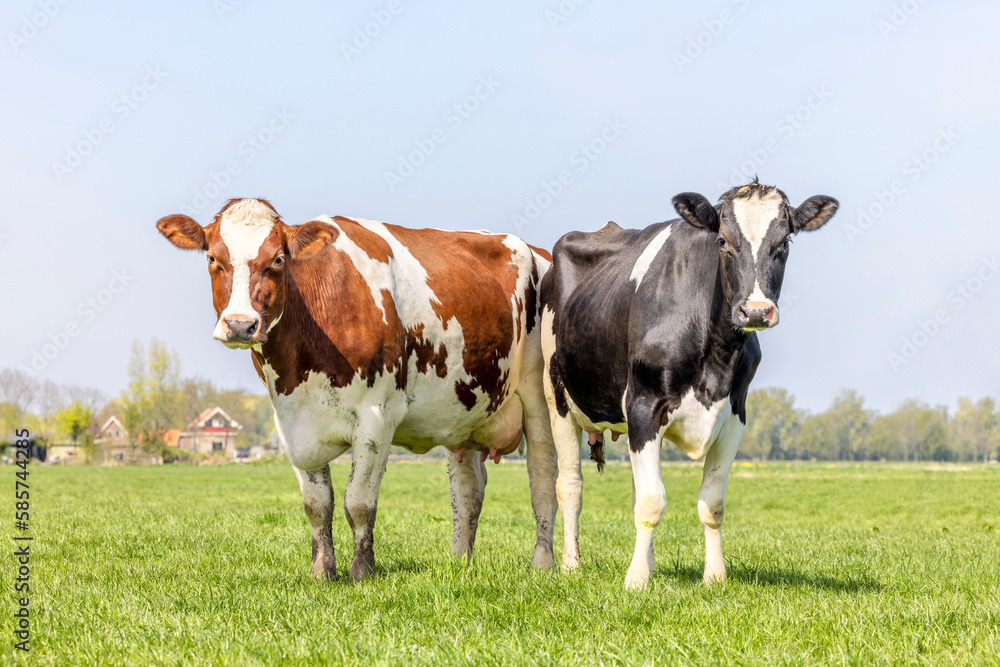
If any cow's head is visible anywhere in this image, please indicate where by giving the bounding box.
[156,198,335,349]
[672,181,838,332]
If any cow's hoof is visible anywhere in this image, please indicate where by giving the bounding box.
[309,558,337,580]
[560,556,581,571]
[702,570,726,585]
[309,557,337,579]
[623,568,650,590]
[451,547,474,565]
[350,555,376,580]
[531,546,555,569]
[316,568,339,581]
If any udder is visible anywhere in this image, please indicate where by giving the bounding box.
[451,394,524,464]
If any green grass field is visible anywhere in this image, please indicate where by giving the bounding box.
[7,461,1000,665]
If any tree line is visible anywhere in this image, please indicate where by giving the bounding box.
[3,339,998,464]
[620,388,996,463]
[0,338,273,461]
[737,388,997,463]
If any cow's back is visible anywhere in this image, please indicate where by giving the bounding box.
[343,220,545,450]
[543,222,672,423]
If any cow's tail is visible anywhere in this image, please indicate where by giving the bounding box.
[589,441,606,473]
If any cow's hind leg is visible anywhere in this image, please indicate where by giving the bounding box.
[541,308,583,569]
[699,416,744,584]
[541,377,583,569]
[519,340,558,569]
[293,464,337,579]
[344,435,391,580]
[446,449,487,562]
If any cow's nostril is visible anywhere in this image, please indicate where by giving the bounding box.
[224,318,259,338]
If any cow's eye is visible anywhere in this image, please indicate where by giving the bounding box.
[208,255,216,264]
[717,236,729,251]
[273,255,283,267]
[781,237,792,252]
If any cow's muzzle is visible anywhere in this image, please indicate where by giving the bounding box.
[214,315,266,349]
[735,300,779,332]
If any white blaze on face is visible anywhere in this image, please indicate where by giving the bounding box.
[731,190,782,323]
[731,191,782,262]
[213,199,278,340]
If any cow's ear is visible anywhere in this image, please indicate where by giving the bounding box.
[157,215,207,251]
[793,196,839,233]
[287,220,338,259]
[673,193,720,232]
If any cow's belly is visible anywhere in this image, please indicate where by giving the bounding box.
[567,387,732,461]
[392,327,525,454]
[268,370,403,470]
[394,391,524,455]
[393,367,524,455]
[566,396,628,438]
[663,389,733,460]
[267,364,525,468]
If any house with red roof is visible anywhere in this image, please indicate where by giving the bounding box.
[177,407,242,457]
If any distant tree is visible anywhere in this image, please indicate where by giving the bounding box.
[791,412,833,460]
[0,368,37,419]
[825,390,872,460]
[741,388,801,460]
[34,379,66,442]
[0,402,22,437]
[121,339,184,454]
[56,401,94,444]
[238,393,275,449]
[63,385,107,413]
[883,399,949,462]
[865,414,904,461]
[56,401,96,463]
[951,397,999,463]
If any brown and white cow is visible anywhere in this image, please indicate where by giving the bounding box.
[157,199,558,579]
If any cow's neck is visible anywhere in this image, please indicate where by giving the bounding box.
[255,262,358,394]
[695,264,752,395]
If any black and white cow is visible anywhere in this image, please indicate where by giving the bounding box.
[540,181,838,589]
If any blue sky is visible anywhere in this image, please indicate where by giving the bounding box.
[1,0,998,413]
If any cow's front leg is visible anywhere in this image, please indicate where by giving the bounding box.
[344,436,391,580]
[699,415,744,584]
[292,464,337,579]
[624,414,665,590]
[446,449,487,562]
[632,475,656,576]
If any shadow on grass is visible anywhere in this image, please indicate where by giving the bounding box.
[375,558,425,576]
[664,563,883,593]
